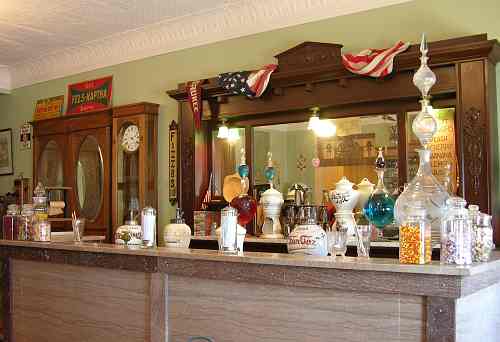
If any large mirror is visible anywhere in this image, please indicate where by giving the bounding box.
[76,136,104,220]
[38,140,64,188]
[252,115,399,204]
[211,108,458,206]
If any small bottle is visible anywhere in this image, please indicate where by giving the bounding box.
[3,204,19,240]
[141,206,157,248]
[399,206,431,264]
[440,197,472,265]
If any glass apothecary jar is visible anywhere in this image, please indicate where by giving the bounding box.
[3,204,19,240]
[472,213,494,262]
[399,206,431,264]
[115,210,143,246]
[19,204,34,241]
[440,197,472,265]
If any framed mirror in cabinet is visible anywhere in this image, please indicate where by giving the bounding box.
[168,34,500,243]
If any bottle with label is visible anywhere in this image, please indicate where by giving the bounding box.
[141,206,157,248]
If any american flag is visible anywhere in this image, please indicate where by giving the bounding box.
[217,64,277,98]
[342,41,410,78]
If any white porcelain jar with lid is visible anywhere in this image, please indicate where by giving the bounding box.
[329,177,359,236]
[115,209,142,245]
[163,208,191,248]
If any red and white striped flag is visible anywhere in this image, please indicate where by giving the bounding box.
[342,41,410,78]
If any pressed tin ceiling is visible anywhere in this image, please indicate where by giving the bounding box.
[0,0,410,90]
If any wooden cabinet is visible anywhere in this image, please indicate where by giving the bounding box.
[111,103,158,239]
[33,110,112,238]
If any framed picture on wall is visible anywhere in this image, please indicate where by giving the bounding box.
[0,129,14,176]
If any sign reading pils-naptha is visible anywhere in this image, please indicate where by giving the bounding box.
[66,76,112,115]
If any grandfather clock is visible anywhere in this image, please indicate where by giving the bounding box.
[111,102,159,239]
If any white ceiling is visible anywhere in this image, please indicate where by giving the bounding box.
[0,0,410,91]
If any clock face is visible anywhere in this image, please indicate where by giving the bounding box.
[121,125,140,152]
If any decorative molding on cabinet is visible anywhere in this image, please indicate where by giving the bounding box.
[8,0,410,89]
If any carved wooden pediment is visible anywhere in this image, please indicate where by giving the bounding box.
[274,41,343,72]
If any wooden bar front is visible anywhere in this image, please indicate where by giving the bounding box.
[1,241,500,342]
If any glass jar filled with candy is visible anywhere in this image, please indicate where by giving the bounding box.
[19,204,34,241]
[440,197,472,265]
[399,205,431,264]
[472,213,494,262]
[3,204,19,240]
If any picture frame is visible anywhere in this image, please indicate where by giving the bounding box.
[0,128,13,176]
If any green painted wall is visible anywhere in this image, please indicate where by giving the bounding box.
[1,0,500,229]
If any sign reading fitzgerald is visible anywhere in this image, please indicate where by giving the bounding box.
[66,76,113,115]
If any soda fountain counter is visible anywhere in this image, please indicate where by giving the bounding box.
[1,240,500,342]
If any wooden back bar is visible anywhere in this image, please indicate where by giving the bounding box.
[167,34,500,243]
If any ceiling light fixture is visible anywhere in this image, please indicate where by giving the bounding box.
[308,107,337,138]
[217,119,229,139]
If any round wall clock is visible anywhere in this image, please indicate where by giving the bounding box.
[121,124,140,152]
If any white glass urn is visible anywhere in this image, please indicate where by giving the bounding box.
[260,187,284,238]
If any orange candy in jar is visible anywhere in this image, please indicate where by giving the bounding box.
[399,206,431,264]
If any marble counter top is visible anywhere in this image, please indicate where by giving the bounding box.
[0,239,496,277]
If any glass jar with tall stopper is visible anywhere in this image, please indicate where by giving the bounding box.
[230,148,257,228]
[363,148,395,232]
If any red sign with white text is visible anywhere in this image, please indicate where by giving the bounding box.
[66,76,113,115]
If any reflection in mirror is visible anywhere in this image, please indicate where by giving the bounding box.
[76,136,104,220]
[38,140,64,188]
[211,128,246,199]
[252,115,399,204]
[406,107,458,194]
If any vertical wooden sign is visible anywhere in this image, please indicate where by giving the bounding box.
[169,120,178,204]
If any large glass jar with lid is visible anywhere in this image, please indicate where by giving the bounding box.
[19,204,34,241]
[3,204,19,240]
[394,149,449,243]
[440,197,472,265]
[472,213,494,262]
[115,209,142,245]
[399,205,431,264]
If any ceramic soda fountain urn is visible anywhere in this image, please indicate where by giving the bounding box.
[329,177,359,236]
[260,152,284,238]
[357,178,375,211]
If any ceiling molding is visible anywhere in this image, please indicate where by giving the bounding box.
[0,66,11,94]
[9,0,410,89]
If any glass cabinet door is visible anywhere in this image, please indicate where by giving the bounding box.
[116,122,141,226]
[38,140,64,188]
[76,136,104,220]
